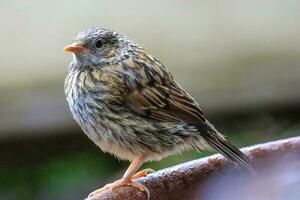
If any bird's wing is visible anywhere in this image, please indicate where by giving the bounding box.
[110,55,255,174]
[118,55,207,126]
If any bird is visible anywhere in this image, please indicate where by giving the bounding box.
[64,27,255,199]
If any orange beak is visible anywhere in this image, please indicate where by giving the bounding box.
[64,43,87,53]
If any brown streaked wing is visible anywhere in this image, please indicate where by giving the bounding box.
[121,56,206,126]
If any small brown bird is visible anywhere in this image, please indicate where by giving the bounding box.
[64,27,255,198]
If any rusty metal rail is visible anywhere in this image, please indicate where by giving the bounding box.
[86,136,300,200]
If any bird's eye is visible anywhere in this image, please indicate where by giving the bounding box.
[95,40,104,49]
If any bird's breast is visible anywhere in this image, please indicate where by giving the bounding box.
[65,68,113,140]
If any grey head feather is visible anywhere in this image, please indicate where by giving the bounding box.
[69,27,142,68]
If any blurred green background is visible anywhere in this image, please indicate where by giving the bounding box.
[0,1,300,200]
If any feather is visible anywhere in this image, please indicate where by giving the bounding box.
[115,52,255,174]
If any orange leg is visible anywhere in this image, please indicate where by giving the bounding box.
[88,155,151,199]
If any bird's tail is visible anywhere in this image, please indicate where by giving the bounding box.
[200,128,256,175]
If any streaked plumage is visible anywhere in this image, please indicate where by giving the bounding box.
[64,27,255,198]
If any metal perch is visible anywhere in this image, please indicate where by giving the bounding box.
[86,136,300,200]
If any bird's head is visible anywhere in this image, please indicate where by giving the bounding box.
[64,27,139,68]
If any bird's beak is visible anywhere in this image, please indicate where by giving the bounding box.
[64,43,87,53]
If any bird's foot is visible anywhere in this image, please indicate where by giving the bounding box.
[87,178,150,199]
[132,168,155,179]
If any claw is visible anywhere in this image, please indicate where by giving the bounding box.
[132,168,156,179]
[87,179,150,199]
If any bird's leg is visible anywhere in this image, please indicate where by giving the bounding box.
[88,155,150,199]
[122,154,148,180]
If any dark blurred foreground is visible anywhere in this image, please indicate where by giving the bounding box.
[202,159,300,200]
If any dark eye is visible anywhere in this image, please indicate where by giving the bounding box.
[95,40,103,48]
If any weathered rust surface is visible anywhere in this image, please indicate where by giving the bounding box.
[86,136,300,200]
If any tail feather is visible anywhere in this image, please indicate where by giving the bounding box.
[201,130,256,175]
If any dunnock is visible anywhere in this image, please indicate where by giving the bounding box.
[64,27,255,199]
